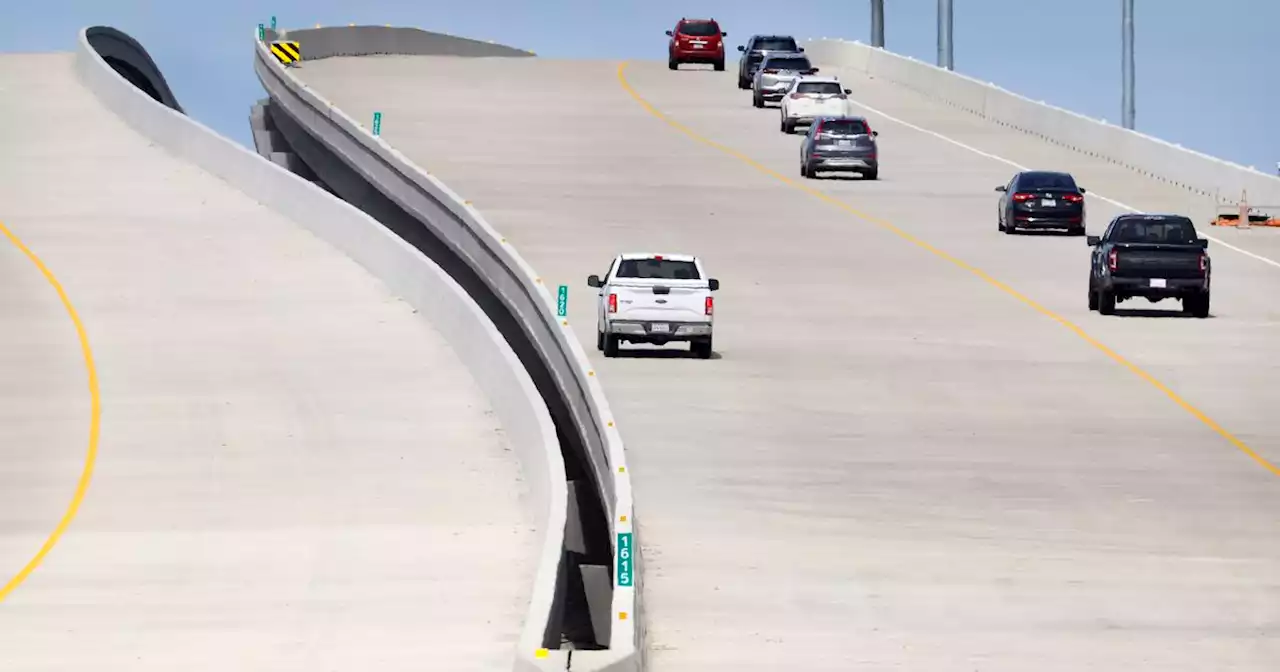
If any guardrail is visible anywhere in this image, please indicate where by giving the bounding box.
[73,24,572,672]
[803,38,1280,208]
[253,25,641,672]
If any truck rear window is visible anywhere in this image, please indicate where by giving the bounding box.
[755,37,797,51]
[616,258,701,280]
[1111,217,1197,244]
[763,57,812,71]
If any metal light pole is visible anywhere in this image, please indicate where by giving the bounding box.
[870,0,885,48]
[1121,0,1135,129]
[937,0,954,70]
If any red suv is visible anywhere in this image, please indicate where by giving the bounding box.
[666,18,727,71]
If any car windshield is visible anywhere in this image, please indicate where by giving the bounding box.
[679,21,720,37]
[754,37,797,51]
[797,82,842,95]
[816,119,869,136]
[616,258,701,280]
[1110,217,1198,244]
[764,56,811,71]
[1020,172,1077,190]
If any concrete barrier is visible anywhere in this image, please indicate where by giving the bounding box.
[74,25,569,671]
[253,26,641,672]
[803,38,1280,208]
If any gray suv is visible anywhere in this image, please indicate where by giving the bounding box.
[751,53,817,107]
[735,35,802,89]
[800,116,879,180]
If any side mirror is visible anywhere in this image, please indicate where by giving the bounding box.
[708,278,720,291]
[1198,238,1209,249]
[994,185,1007,192]
[871,130,879,137]
[810,67,820,73]
[721,31,728,37]
[1079,187,1087,193]
[737,45,745,51]
[587,274,602,288]
[843,88,852,94]
[797,46,805,52]
[1086,235,1101,246]
[665,30,673,36]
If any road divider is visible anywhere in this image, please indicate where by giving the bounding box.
[253,25,641,672]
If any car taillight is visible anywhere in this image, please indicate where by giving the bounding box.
[705,296,714,315]
[812,121,823,136]
[763,68,778,74]
[1108,250,1118,271]
[608,293,617,313]
[1063,193,1083,203]
[789,92,804,99]
[1011,192,1034,202]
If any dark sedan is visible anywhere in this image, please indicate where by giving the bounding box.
[996,170,1087,235]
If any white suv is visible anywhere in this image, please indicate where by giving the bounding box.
[587,253,720,359]
[780,76,854,134]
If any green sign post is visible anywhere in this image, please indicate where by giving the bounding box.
[270,15,277,30]
[616,532,634,587]
[556,285,567,317]
[372,111,382,136]
[257,23,264,40]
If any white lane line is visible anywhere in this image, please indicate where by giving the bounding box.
[842,92,1280,270]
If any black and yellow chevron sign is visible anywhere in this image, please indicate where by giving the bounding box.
[270,41,301,65]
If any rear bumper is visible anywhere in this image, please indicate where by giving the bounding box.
[811,156,877,171]
[1102,276,1209,297]
[1011,214,1084,229]
[673,48,723,62]
[606,319,712,342]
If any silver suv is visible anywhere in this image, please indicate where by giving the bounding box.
[751,53,817,108]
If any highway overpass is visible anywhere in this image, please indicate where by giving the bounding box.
[3,21,1279,672]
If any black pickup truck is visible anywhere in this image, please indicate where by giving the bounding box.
[1087,213,1211,317]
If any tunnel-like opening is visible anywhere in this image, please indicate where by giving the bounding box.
[85,26,183,113]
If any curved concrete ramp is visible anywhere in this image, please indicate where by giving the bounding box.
[294,53,1280,670]
[0,46,533,671]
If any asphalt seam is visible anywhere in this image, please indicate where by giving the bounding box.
[0,219,101,602]
[614,61,1279,480]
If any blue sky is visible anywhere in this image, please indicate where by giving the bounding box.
[2,1,1276,173]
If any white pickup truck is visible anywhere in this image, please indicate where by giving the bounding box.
[586,253,720,359]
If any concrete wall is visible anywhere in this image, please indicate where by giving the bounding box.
[254,25,641,672]
[74,25,569,672]
[803,38,1280,207]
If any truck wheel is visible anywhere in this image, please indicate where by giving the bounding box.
[1098,288,1116,315]
[1087,285,1099,311]
[691,338,713,359]
[1185,292,1211,318]
[596,330,605,351]
[738,76,749,89]
[603,334,620,358]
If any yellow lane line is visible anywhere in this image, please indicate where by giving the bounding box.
[615,61,1280,479]
[0,220,101,601]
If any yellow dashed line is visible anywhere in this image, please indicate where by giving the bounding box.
[615,61,1278,479]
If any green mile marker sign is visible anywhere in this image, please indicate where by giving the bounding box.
[616,532,634,587]
[556,285,568,317]
[257,24,264,41]
[372,111,382,136]
[270,16,277,30]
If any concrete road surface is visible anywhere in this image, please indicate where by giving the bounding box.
[297,55,1280,671]
[0,53,533,672]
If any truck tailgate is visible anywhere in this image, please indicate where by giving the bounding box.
[611,280,709,322]
[1113,244,1204,279]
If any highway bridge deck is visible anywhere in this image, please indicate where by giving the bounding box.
[0,53,532,671]
[299,55,1280,670]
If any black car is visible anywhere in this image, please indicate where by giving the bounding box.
[735,34,802,89]
[800,116,878,180]
[995,170,1087,235]
[1087,213,1211,317]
